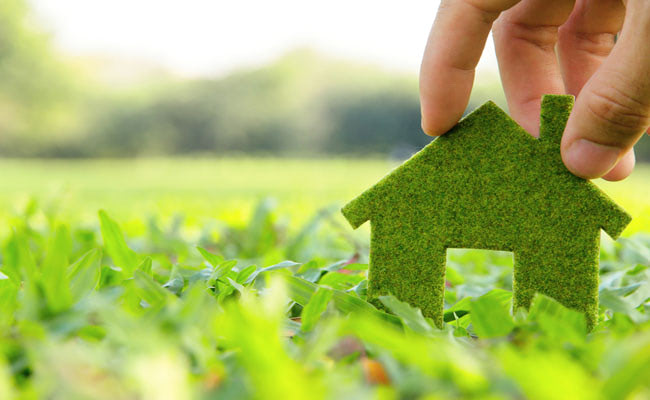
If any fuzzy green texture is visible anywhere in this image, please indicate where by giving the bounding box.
[342,95,631,329]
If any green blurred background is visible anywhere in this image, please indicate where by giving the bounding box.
[1,0,648,233]
[4,0,649,160]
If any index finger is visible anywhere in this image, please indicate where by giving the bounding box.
[420,0,521,136]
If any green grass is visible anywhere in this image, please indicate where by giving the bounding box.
[0,158,385,225]
[0,158,648,399]
[0,158,647,232]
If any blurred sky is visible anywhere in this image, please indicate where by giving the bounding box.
[29,0,499,78]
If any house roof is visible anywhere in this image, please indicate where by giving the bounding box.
[342,95,631,240]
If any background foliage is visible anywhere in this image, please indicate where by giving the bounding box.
[0,195,648,399]
[2,0,649,160]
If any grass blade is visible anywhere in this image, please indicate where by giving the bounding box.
[528,294,587,342]
[0,278,18,329]
[285,275,400,325]
[379,295,435,335]
[209,260,237,284]
[68,248,102,302]
[470,291,514,338]
[41,225,72,312]
[301,287,333,332]
[99,210,138,276]
[133,269,169,307]
[197,246,224,268]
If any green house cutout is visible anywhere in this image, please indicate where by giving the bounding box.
[342,95,631,329]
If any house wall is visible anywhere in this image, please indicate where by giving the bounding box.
[513,226,601,329]
[368,210,602,329]
[368,217,447,328]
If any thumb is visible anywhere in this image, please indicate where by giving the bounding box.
[561,0,650,179]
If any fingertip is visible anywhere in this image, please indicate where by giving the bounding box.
[514,111,541,138]
[419,67,474,137]
[561,138,621,179]
[420,107,464,137]
[601,150,635,181]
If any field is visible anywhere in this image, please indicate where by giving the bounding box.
[0,158,648,399]
[1,158,648,230]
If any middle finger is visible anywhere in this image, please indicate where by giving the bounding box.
[492,0,576,137]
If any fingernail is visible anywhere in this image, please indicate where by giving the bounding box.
[563,139,621,179]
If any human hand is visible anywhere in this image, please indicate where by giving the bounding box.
[420,0,650,181]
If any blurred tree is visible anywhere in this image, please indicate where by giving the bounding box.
[85,50,483,158]
[0,0,81,155]
[0,0,645,162]
[635,135,650,161]
[323,86,428,156]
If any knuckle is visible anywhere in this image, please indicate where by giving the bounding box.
[558,30,616,58]
[585,85,650,140]
[498,21,559,52]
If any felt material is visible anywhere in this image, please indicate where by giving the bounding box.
[342,95,631,330]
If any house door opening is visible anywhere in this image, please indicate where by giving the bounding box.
[445,248,515,293]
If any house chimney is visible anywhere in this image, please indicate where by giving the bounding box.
[539,94,574,148]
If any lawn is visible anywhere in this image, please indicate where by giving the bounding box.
[0,158,648,231]
[0,158,648,399]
